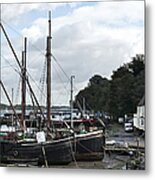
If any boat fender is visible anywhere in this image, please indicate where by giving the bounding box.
[36,131,46,143]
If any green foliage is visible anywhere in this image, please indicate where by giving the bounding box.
[74,54,145,120]
[75,75,110,112]
[109,66,135,117]
[128,54,145,76]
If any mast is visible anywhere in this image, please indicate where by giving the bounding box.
[11,88,14,126]
[82,97,86,118]
[21,37,27,127]
[0,22,46,123]
[70,75,75,129]
[46,11,52,127]
[0,4,1,119]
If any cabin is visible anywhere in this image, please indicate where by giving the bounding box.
[51,106,81,121]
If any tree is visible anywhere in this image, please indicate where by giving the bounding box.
[108,66,135,118]
[128,54,144,76]
[108,54,145,119]
[74,54,145,121]
[74,75,110,112]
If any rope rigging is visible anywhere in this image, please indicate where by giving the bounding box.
[1,17,95,115]
[15,77,21,105]
[39,59,47,106]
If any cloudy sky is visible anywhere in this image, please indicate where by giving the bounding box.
[0,0,144,106]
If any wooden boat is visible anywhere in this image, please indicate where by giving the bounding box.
[66,76,105,161]
[74,129,105,161]
[0,136,73,166]
[0,11,73,166]
[0,10,105,165]
[53,117,105,161]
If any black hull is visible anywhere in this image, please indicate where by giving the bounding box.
[0,137,73,166]
[73,130,105,161]
[39,138,73,165]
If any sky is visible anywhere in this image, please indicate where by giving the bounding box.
[0,0,145,106]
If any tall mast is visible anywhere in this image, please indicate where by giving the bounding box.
[0,4,2,118]
[70,75,75,129]
[21,37,27,127]
[0,22,46,123]
[46,11,52,127]
[82,97,86,118]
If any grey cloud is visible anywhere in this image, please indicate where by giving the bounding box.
[1,1,144,105]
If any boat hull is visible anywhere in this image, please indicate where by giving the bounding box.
[39,138,73,165]
[73,130,105,161]
[0,137,73,166]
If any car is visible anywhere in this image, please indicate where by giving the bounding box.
[124,122,133,132]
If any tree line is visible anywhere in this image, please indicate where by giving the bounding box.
[74,54,145,120]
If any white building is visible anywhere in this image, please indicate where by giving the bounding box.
[133,96,145,131]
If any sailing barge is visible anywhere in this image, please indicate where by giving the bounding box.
[0,12,73,166]
[0,136,72,165]
[65,75,105,161]
[0,11,105,166]
[54,115,105,161]
[74,129,105,161]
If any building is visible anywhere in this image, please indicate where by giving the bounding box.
[133,96,145,131]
